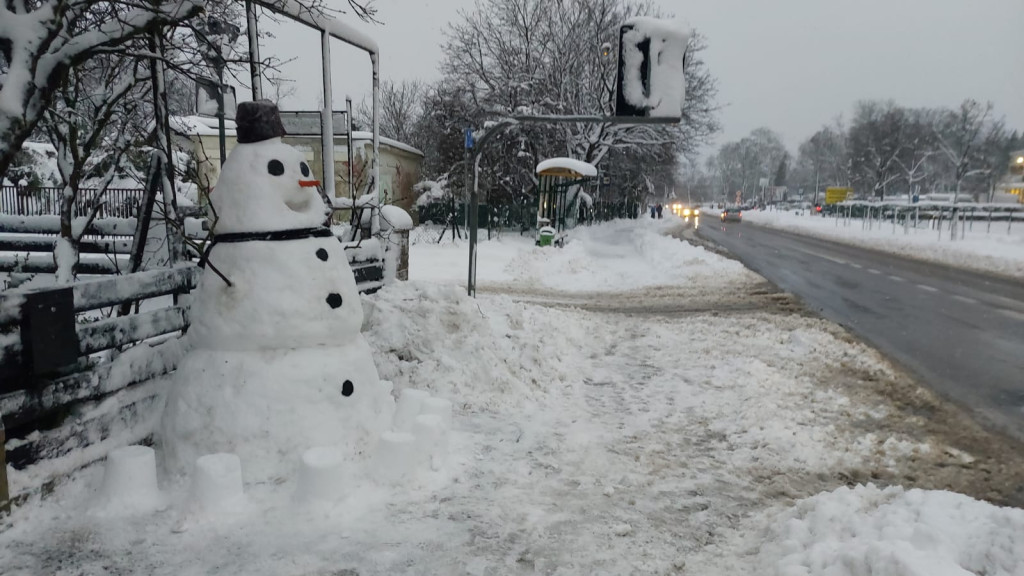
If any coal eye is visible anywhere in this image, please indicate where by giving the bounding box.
[267,159,284,176]
[300,162,310,177]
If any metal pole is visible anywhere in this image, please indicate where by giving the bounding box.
[346,96,354,209]
[216,61,227,168]
[320,31,336,201]
[468,151,480,297]
[0,415,8,515]
[988,209,993,233]
[245,0,263,100]
[371,54,380,218]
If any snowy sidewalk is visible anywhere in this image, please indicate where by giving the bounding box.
[741,209,1024,279]
[3,218,1024,575]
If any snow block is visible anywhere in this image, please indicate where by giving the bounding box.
[295,447,347,504]
[419,397,453,430]
[374,431,418,482]
[190,453,245,514]
[96,445,162,515]
[393,389,431,432]
[412,415,448,471]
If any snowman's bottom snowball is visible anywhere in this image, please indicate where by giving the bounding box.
[159,343,394,483]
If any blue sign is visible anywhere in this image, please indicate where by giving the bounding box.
[464,128,474,149]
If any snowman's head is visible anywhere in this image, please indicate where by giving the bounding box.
[210,101,331,234]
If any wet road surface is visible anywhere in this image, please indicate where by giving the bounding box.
[698,220,1024,441]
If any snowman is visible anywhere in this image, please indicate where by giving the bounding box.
[160,100,396,484]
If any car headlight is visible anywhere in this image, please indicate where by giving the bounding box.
[683,209,691,216]
[694,209,700,215]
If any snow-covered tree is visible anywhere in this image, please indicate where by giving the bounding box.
[437,0,719,204]
[38,48,151,282]
[712,127,786,203]
[0,0,205,178]
[933,99,1005,202]
[848,101,910,200]
[355,79,424,145]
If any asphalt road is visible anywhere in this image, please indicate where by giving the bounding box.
[698,218,1024,441]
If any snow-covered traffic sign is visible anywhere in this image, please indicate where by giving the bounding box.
[614,18,691,121]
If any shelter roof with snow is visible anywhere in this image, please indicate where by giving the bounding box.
[535,158,598,179]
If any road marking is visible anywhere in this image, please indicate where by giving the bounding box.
[791,246,847,265]
[888,275,905,282]
[867,268,881,274]
[849,263,863,269]
[917,284,939,293]
[999,309,1024,322]
[952,295,978,305]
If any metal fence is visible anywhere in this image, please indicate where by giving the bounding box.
[1,186,146,219]
[820,201,1021,239]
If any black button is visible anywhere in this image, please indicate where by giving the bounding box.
[341,380,354,397]
[326,293,343,309]
[316,248,329,261]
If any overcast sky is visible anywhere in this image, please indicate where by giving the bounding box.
[256,0,1024,154]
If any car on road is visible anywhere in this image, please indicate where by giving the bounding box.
[721,207,742,222]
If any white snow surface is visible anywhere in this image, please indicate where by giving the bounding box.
[709,484,1024,576]
[535,157,598,177]
[742,209,1024,279]
[379,204,413,231]
[411,217,754,292]
[3,218,1021,574]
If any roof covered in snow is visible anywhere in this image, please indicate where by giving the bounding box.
[536,157,598,178]
[169,116,423,158]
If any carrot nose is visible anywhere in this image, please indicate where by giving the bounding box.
[299,179,320,188]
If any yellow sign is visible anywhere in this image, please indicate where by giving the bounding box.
[825,187,852,204]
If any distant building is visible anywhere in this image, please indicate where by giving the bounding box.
[170,115,424,213]
[996,149,1024,204]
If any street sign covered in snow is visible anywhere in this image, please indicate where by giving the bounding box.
[614,18,691,121]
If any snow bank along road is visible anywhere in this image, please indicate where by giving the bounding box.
[3,219,1024,575]
[698,220,1024,443]
[741,208,1024,280]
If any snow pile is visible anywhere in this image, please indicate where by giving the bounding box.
[747,484,1024,576]
[743,209,1024,279]
[411,217,755,292]
[380,204,413,230]
[363,281,593,412]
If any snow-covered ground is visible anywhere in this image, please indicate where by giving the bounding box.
[741,208,1024,279]
[412,217,757,294]
[3,218,1023,575]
